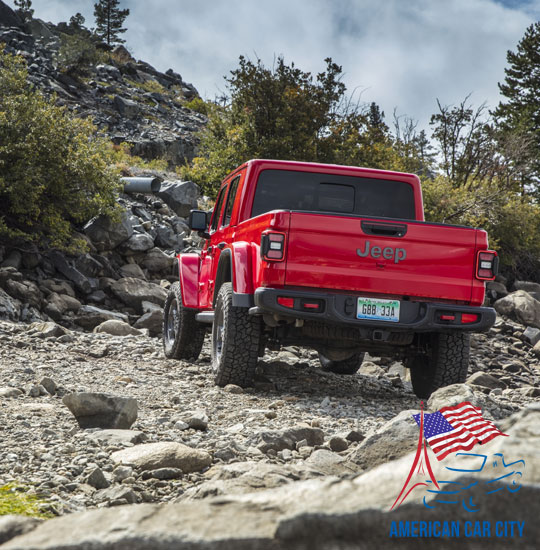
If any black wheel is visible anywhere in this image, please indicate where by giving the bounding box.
[406,332,470,399]
[212,282,261,387]
[318,352,365,374]
[163,282,206,360]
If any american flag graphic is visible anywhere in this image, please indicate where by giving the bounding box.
[412,401,508,461]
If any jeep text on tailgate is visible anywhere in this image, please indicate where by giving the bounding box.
[163,160,497,399]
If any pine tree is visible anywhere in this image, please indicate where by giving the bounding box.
[69,13,86,29]
[493,22,540,183]
[14,0,33,22]
[93,0,130,46]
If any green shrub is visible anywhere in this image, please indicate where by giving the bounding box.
[56,33,107,74]
[0,47,121,249]
[422,176,540,281]
[0,484,54,518]
[184,97,209,115]
[110,142,169,172]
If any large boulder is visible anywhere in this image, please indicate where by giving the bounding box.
[156,180,199,217]
[74,305,128,330]
[119,263,146,280]
[118,232,155,254]
[27,18,54,40]
[48,251,92,294]
[349,409,419,470]
[0,288,20,320]
[113,95,140,118]
[494,290,540,328]
[93,320,143,336]
[139,247,175,272]
[110,277,167,312]
[62,392,138,429]
[0,516,42,546]
[4,279,42,308]
[133,309,163,335]
[253,424,324,454]
[513,280,540,294]
[111,442,212,473]
[83,212,134,252]
[5,404,539,549]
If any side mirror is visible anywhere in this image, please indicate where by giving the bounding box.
[189,210,208,231]
[189,209,210,239]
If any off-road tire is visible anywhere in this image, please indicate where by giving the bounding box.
[212,282,261,387]
[319,352,365,375]
[406,332,470,399]
[162,282,206,360]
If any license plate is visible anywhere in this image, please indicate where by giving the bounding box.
[357,297,400,322]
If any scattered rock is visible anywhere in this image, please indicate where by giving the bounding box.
[39,377,57,395]
[133,309,163,335]
[182,410,208,431]
[83,212,134,252]
[110,278,167,312]
[522,326,540,346]
[0,387,23,398]
[74,306,128,330]
[94,485,138,505]
[256,425,324,454]
[223,384,244,394]
[328,436,349,452]
[93,320,142,337]
[156,180,199,217]
[350,410,419,470]
[141,467,183,480]
[86,467,110,490]
[111,442,212,473]
[467,371,507,389]
[62,393,138,429]
[84,429,147,446]
[494,290,540,329]
[29,321,67,338]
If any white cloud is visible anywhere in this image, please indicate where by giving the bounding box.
[6,0,538,128]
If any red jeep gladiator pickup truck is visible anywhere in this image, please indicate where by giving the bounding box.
[163,159,497,398]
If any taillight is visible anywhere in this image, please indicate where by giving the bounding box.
[476,250,498,281]
[277,297,294,308]
[461,313,478,324]
[261,232,285,261]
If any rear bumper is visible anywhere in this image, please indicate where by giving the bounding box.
[251,287,496,332]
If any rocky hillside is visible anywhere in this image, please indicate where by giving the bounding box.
[0,0,206,166]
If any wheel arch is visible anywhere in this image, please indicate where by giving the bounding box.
[212,243,254,308]
[213,249,232,308]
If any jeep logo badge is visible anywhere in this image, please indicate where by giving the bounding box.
[357,241,407,263]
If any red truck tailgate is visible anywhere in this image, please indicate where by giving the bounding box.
[284,213,477,302]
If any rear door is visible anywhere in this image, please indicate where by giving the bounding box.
[199,184,228,308]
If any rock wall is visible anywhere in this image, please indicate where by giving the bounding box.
[0,183,200,336]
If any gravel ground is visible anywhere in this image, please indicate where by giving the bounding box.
[0,316,538,516]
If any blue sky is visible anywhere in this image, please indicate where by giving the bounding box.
[6,0,540,129]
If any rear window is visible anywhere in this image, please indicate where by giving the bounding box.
[251,169,416,220]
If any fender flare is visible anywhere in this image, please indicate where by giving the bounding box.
[213,242,254,308]
[177,253,200,309]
